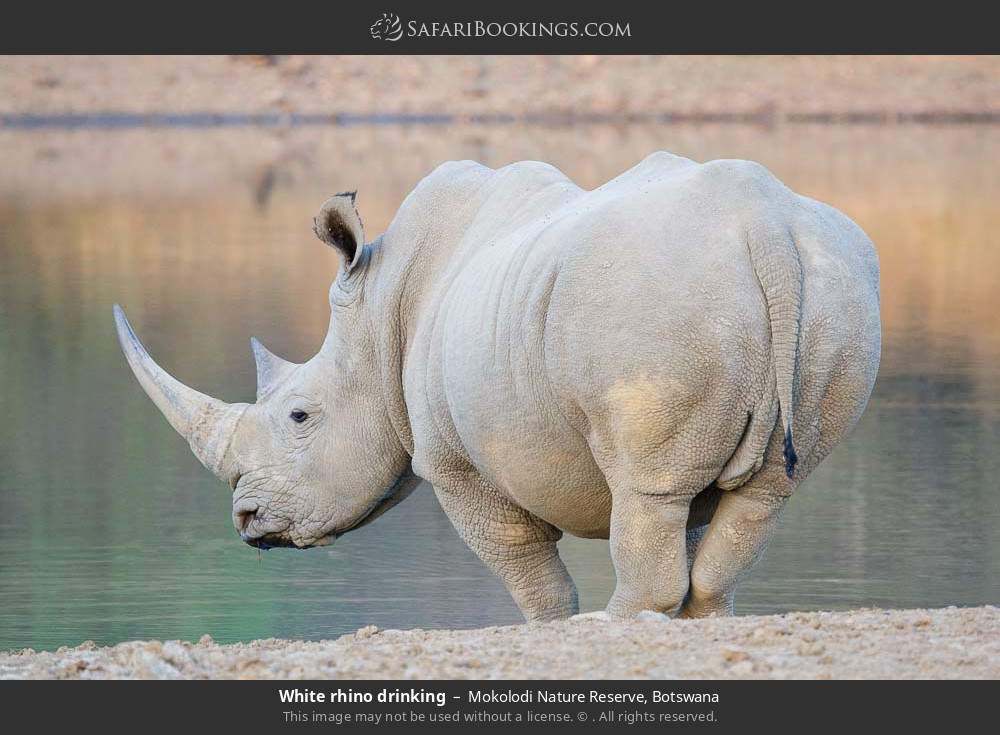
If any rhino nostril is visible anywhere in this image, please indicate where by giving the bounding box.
[235,507,258,533]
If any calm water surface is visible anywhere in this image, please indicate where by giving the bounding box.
[1,124,998,650]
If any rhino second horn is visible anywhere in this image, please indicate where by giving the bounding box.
[250,337,299,400]
[113,304,247,479]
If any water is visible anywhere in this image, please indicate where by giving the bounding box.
[1,123,998,651]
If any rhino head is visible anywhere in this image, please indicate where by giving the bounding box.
[114,193,416,549]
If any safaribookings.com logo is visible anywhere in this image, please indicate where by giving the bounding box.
[370,13,404,41]
[369,13,631,42]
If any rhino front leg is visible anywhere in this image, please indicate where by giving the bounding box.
[433,478,579,622]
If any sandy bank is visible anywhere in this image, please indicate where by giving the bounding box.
[3,56,998,118]
[1,607,996,680]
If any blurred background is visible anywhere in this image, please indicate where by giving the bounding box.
[1,55,998,651]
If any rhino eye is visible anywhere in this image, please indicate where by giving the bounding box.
[290,409,308,423]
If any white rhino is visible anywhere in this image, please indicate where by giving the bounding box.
[114,153,880,620]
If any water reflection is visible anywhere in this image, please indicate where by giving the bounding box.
[0,123,998,650]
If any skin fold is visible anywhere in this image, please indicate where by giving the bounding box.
[115,152,881,621]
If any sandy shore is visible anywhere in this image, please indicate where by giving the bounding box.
[2,607,996,680]
[3,56,998,118]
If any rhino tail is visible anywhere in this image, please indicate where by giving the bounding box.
[745,219,803,480]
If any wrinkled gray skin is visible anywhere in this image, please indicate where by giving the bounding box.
[115,153,880,621]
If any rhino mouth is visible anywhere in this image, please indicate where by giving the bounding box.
[239,468,420,551]
[243,534,297,550]
[241,523,336,551]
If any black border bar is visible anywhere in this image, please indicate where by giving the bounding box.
[2,679,995,731]
[1,1,997,54]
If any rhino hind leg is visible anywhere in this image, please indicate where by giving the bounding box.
[681,461,793,618]
[605,488,696,618]
[683,485,723,574]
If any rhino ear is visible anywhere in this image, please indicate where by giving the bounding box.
[251,337,299,401]
[313,192,365,274]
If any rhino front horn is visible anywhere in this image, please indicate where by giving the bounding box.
[113,304,247,479]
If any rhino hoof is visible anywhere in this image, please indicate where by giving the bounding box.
[636,610,671,623]
[570,611,611,622]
